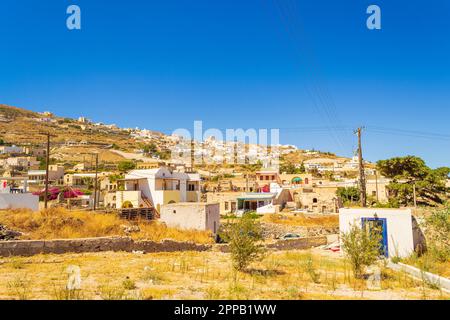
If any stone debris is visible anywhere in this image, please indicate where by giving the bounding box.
[122,224,140,234]
[0,225,22,240]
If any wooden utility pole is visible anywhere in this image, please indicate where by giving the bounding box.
[375,170,379,202]
[40,132,55,209]
[93,153,99,211]
[355,127,367,207]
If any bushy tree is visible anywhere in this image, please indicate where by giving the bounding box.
[336,187,360,205]
[220,215,266,271]
[377,156,449,206]
[341,223,382,278]
[279,163,305,174]
[117,160,136,172]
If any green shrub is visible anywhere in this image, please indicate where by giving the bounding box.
[220,215,266,271]
[341,223,382,278]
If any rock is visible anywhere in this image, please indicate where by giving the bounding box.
[122,224,140,234]
[0,225,22,240]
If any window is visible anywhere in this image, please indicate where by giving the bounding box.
[313,198,318,203]
[265,176,269,180]
[372,191,377,196]
[305,178,309,184]
[259,176,263,181]
[224,202,229,210]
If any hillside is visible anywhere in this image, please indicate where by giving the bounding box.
[0,104,355,168]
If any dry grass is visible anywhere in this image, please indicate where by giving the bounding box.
[0,208,213,244]
[0,249,446,300]
[261,214,339,228]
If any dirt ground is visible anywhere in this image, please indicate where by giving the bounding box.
[0,248,447,300]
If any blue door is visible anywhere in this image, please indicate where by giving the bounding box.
[361,217,388,257]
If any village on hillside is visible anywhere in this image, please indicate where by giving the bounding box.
[0,104,449,300]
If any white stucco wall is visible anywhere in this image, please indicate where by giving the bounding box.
[0,193,39,211]
[160,203,220,234]
[339,208,414,258]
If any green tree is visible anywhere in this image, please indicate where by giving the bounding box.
[279,163,305,174]
[220,215,266,271]
[341,224,383,278]
[142,143,158,155]
[377,156,450,206]
[117,160,136,172]
[336,187,360,205]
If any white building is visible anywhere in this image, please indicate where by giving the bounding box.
[0,145,24,155]
[160,202,220,234]
[107,167,201,212]
[0,178,39,211]
[339,208,415,258]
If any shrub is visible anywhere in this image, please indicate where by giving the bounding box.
[341,223,382,278]
[424,207,450,262]
[122,278,136,290]
[220,215,266,271]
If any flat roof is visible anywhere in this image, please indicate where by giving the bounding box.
[163,202,217,207]
[237,193,276,200]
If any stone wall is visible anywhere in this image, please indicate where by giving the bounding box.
[216,236,327,253]
[0,235,328,257]
[0,237,211,257]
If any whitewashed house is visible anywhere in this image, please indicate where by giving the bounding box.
[107,167,201,212]
[339,208,415,258]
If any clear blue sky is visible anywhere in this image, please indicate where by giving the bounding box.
[0,1,449,168]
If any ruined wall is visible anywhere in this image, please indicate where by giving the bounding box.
[0,235,328,257]
[0,237,211,257]
[216,236,327,253]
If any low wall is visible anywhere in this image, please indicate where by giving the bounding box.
[0,237,211,257]
[387,261,450,293]
[216,236,327,253]
[266,236,327,250]
[0,235,328,257]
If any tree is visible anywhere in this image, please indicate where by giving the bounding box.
[341,223,383,278]
[377,156,450,206]
[142,143,158,155]
[279,163,305,174]
[336,187,360,205]
[117,160,136,172]
[220,215,266,271]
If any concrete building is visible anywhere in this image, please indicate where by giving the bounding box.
[0,177,39,211]
[160,202,220,234]
[339,208,415,258]
[27,165,64,185]
[105,167,201,212]
[0,145,24,155]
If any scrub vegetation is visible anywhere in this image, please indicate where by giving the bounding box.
[0,208,213,244]
[0,249,446,300]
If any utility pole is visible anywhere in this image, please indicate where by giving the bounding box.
[413,183,417,208]
[39,132,55,209]
[375,170,379,202]
[93,153,99,211]
[355,127,367,207]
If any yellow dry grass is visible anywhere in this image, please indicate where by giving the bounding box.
[0,208,213,244]
[261,214,339,228]
[0,249,446,300]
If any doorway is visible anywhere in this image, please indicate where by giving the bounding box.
[361,217,388,257]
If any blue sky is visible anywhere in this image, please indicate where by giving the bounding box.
[0,1,449,167]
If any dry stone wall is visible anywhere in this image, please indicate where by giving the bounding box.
[0,236,328,257]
